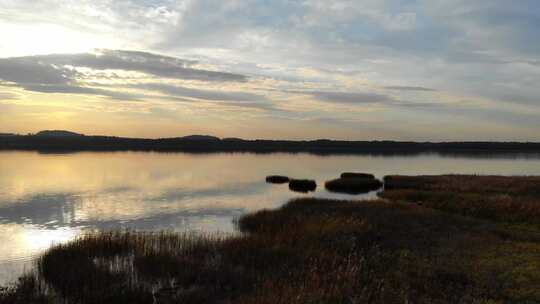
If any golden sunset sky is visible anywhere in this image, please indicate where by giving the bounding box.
[1,1,539,140]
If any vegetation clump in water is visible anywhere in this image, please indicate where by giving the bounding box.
[288,179,317,193]
[340,172,375,179]
[265,175,290,184]
[325,172,382,194]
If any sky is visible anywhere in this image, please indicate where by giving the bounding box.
[0,0,539,141]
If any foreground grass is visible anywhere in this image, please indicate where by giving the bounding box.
[2,199,540,303]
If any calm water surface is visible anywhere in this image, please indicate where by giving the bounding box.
[2,151,540,284]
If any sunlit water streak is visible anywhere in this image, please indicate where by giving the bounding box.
[1,151,540,285]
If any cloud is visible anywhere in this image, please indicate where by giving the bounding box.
[0,50,246,85]
[289,89,453,110]
[215,101,277,112]
[291,90,393,104]
[137,83,277,112]
[384,86,436,92]
[0,50,248,99]
[137,83,266,102]
[0,57,73,85]
[0,92,17,100]
[20,84,144,101]
[38,50,247,82]
[148,0,540,111]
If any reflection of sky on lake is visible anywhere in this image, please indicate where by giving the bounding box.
[2,151,540,284]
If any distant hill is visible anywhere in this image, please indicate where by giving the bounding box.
[177,135,220,141]
[0,133,16,136]
[35,130,85,137]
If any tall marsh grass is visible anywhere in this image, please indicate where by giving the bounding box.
[381,175,540,228]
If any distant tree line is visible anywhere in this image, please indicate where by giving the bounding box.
[1,133,540,156]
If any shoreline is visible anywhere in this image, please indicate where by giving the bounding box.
[3,135,540,156]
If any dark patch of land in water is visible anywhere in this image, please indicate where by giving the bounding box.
[265,175,290,184]
[288,179,317,193]
[2,175,540,303]
[325,176,383,194]
[2,131,540,155]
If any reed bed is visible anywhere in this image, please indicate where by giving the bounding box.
[381,175,540,228]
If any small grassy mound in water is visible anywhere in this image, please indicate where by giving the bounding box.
[340,172,375,179]
[325,172,382,194]
[2,194,540,303]
[288,179,316,193]
[325,177,383,194]
[265,175,290,184]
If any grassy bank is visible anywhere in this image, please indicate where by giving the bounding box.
[2,175,540,303]
[382,175,540,229]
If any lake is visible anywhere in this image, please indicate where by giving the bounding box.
[1,150,540,284]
